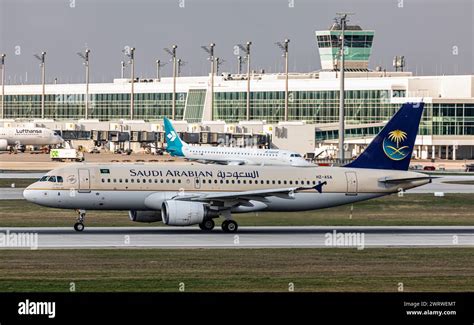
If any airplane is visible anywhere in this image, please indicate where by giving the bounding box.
[0,127,64,151]
[163,117,314,167]
[23,102,432,233]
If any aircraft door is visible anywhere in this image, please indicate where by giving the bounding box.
[345,172,358,196]
[78,169,91,193]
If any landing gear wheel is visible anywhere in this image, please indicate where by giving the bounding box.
[199,219,215,231]
[221,220,238,233]
[74,222,84,232]
[74,209,86,232]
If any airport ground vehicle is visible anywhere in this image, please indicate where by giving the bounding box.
[50,149,84,162]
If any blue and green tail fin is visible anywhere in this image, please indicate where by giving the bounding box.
[163,117,186,157]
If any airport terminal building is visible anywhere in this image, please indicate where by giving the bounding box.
[1,23,473,159]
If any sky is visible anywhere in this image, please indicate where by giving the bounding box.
[0,0,473,84]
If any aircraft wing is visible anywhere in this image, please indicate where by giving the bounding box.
[174,187,299,203]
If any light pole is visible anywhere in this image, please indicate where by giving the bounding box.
[215,57,225,75]
[34,52,46,118]
[238,41,252,120]
[77,49,90,119]
[1,54,5,119]
[236,55,247,74]
[336,13,352,162]
[164,45,177,119]
[123,47,135,120]
[155,59,167,81]
[276,39,290,121]
[120,61,126,78]
[201,43,215,120]
[177,59,186,77]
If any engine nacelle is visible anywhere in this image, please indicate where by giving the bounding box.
[0,139,8,151]
[161,200,207,226]
[128,210,162,223]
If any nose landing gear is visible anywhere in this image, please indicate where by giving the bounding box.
[74,209,86,232]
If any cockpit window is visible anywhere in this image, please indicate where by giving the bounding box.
[53,132,59,136]
[39,175,63,182]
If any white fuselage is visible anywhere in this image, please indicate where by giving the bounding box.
[23,163,430,213]
[182,146,314,167]
[0,127,64,148]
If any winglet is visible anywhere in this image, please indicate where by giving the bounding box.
[345,102,424,171]
[163,117,186,157]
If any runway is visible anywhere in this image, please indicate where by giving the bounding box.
[0,226,473,249]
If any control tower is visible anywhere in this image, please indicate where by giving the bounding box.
[315,22,374,71]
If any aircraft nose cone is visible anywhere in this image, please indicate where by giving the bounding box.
[23,186,36,202]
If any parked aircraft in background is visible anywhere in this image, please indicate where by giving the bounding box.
[164,117,313,167]
[0,127,63,151]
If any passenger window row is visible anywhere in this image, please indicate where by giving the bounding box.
[101,178,182,184]
[100,178,316,186]
[189,150,277,157]
[198,179,316,185]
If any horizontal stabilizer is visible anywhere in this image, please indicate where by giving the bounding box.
[378,176,437,184]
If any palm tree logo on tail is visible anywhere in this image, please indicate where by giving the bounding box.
[383,130,410,161]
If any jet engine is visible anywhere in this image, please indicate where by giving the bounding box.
[161,200,213,226]
[128,210,162,223]
[0,139,8,151]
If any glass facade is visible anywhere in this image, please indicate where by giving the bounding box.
[2,89,472,138]
[214,89,422,123]
[183,89,206,123]
[3,92,186,121]
[316,34,374,48]
[316,30,375,68]
[316,126,384,142]
[432,103,474,135]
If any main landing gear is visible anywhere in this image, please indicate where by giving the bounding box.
[198,210,239,233]
[199,219,215,231]
[74,209,86,232]
[198,219,238,233]
[217,210,238,233]
[221,220,238,233]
